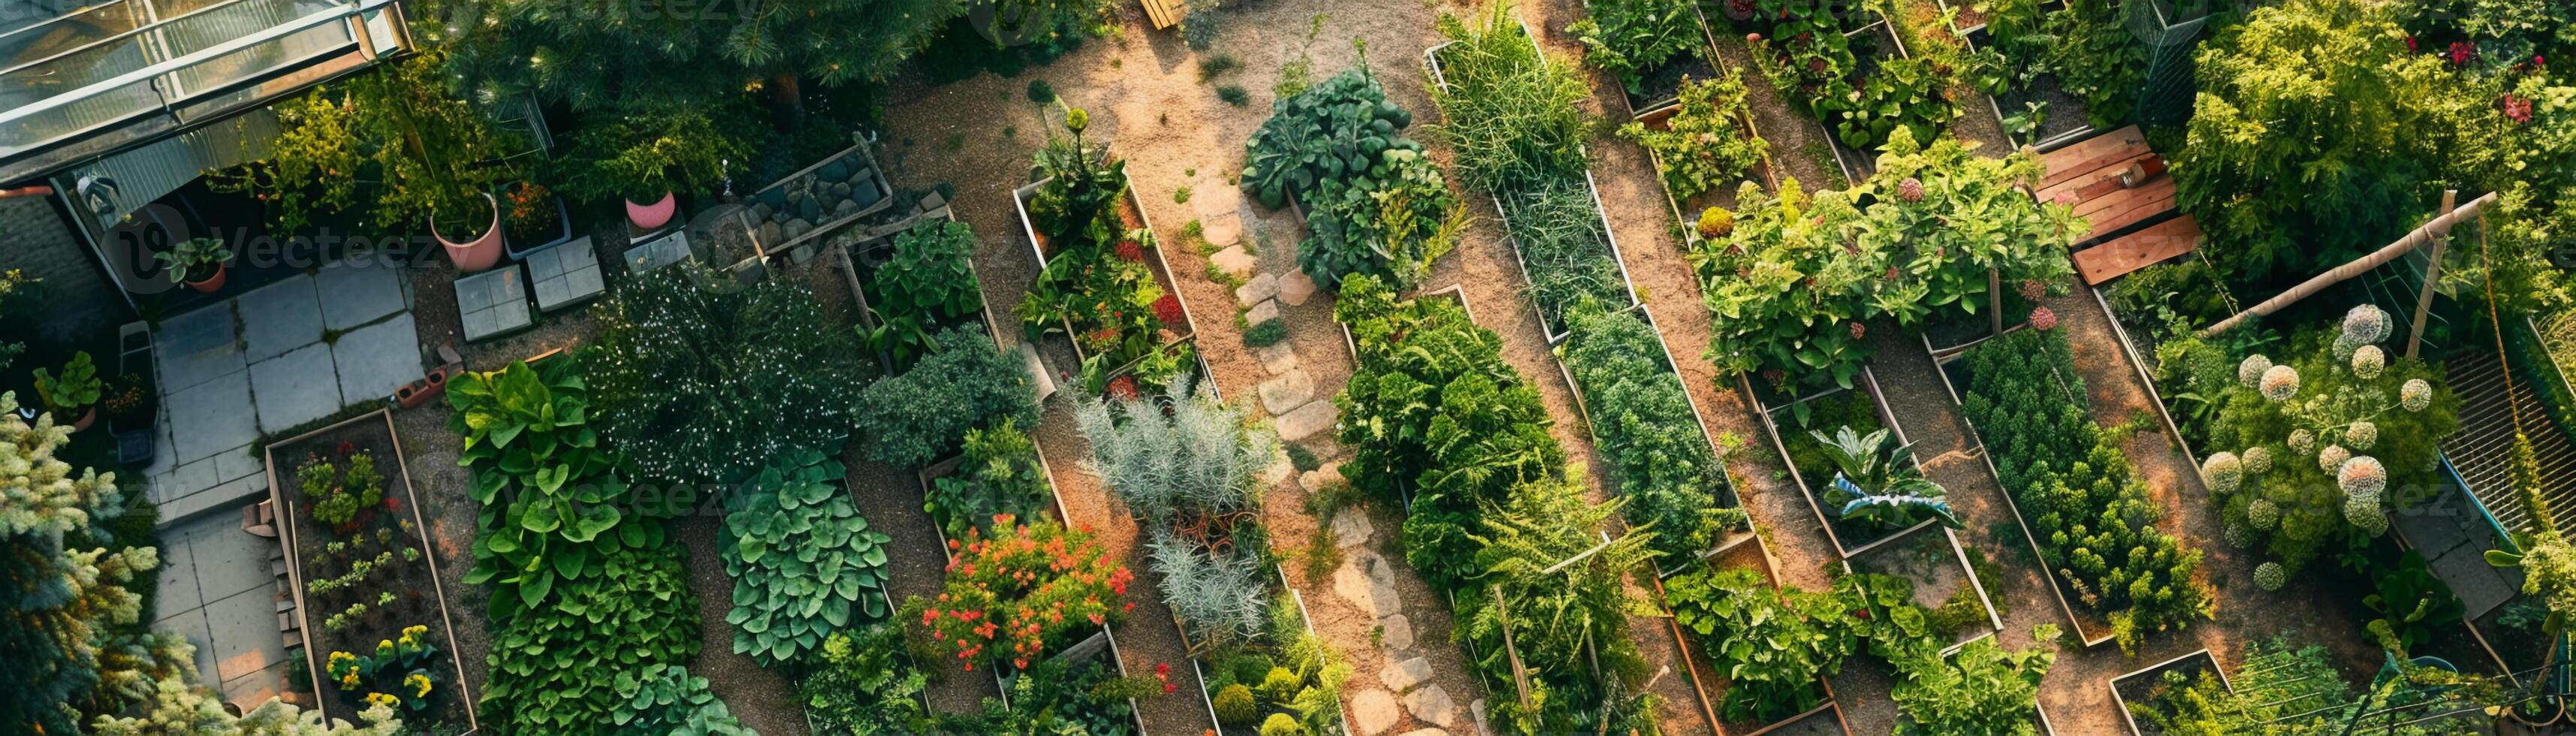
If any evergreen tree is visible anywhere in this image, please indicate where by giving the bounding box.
[0,393,163,732]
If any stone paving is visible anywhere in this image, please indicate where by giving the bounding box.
[151,511,294,710]
[145,258,419,529]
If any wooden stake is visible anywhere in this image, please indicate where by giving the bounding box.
[1989,267,2004,335]
[2406,190,2457,359]
[2199,191,2499,338]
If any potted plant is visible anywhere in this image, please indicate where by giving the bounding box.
[100,371,154,426]
[155,237,234,292]
[500,182,572,258]
[210,49,514,273]
[34,351,101,431]
[556,104,750,232]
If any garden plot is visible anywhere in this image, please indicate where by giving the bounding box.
[1571,0,1728,122]
[2108,649,2231,736]
[1013,169,1202,396]
[1943,632,2058,735]
[266,410,477,733]
[1624,68,1775,249]
[740,143,894,262]
[1821,17,1909,182]
[1552,303,1748,552]
[1664,535,1852,736]
[1746,366,2000,649]
[1936,0,2095,149]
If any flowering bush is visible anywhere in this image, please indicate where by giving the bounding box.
[916,516,1133,671]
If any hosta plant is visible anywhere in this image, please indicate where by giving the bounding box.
[1618,72,1769,203]
[722,449,894,666]
[481,543,699,732]
[609,663,751,736]
[914,517,1133,671]
[448,360,662,618]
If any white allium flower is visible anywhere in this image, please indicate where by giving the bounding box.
[2240,354,2273,388]
[2339,455,2387,499]
[2318,444,2351,472]
[2261,365,2302,401]
[2351,345,2384,379]
[2402,379,2433,412]
[2345,421,2378,451]
[2248,499,2280,529]
[2255,562,2287,590]
[2201,451,2244,493]
[2342,304,2392,345]
[2288,429,2315,454]
[2243,445,2274,475]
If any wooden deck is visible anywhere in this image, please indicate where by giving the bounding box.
[2044,125,2202,283]
[1142,0,1184,29]
[2072,215,2203,285]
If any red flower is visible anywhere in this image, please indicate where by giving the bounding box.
[1164,680,1179,694]
[336,440,354,455]
[2405,35,2417,53]
[2504,94,2534,123]
[1107,376,1139,401]
[382,496,403,511]
[2449,41,2475,66]
[1157,662,1172,677]
[1847,321,1866,340]
[1151,294,1185,327]
[2030,306,2059,331]
[1115,240,1145,262]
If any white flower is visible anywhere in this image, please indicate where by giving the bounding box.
[2247,499,2279,529]
[2351,345,2384,379]
[2201,451,2244,493]
[2338,455,2387,498]
[2345,421,2377,451]
[2261,365,2301,401]
[2288,429,2315,454]
[2402,379,2433,412]
[2239,354,2273,388]
[2342,304,2392,345]
[2243,445,2274,475]
[2318,444,2351,472]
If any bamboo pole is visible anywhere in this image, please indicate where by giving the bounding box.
[2199,191,2499,338]
[2406,190,2457,359]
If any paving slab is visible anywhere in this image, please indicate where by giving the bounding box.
[313,261,406,331]
[237,275,322,363]
[186,519,279,602]
[249,343,343,434]
[221,660,288,709]
[156,303,243,394]
[1275,400,1339,442]
[213,447,263,485]
[160,456,220,505]
[153,608,216,688]
[331,313,419,403]
[165,370,258,464]
[153,538,204,620]
[206,587,285,682]
[455,267,535,342]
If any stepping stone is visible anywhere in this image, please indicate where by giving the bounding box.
[1407,686,1458,728]
[1380,613,1414,651]
[1193,184,1245,220]
[1236,273,1279,304]
[1334,560,1377,613]
[1364,555,1401,617]
[1259,369,1314,415]
[1351,689,1403,736]
[249,343,343,433]
[454,266,534,342]
[1277,271,1317,306]
[1211,245,1257,279]
[237,275,321,363]
[1398,729,1451,736]
[1201,211,1243,247]
[624,228,694,274]
[1331,511,1373,548]
[1245,298,1280,327]
[525,237,607,312]
[313,259,406,331]
[1255,342,1299,375]
[1382,656,1434,693]
[1276,400,1339,442]
[1300,461,1345,493]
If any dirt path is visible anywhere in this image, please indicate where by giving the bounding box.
[842,451,1000,713]
[674,516,811,736]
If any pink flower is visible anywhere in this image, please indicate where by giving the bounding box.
[2449,41,2475,67]
[2031,306,2059,331]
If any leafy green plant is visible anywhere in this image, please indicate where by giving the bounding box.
[867,219,987,370]
[925,418,1052,541]
[2047,0,2143,128]
[554,101,752,204]
[1886,625,2060,734]
[1242,65,1463,291]
[1817,54,1956,151]
[1668,566,1854,724]
[585,264,866,482]
[1742,0,1864,118]
[1029,107,1130,249]
[803,623,931,734]
[912,517,1132,671]
[1570,0,1708,94]
[1457,475,1659,735]
[2362,551,2466,653]
[1241,66,1416,208]
[1502,178,1627,335]
[297,451,385,532]
[609,663,750,735]
[151,238,232,285]
[213,49,508,237]
[1428,2,1596,192]
[31,351,99,417]
[1617,73,1768,202]
[851,326,1039,469]
[448,359,655,617]
[481,544,700,732]
[1560,303,1739,557]
[1808,425,1959,530]
[722,449,893,666]
[1014,221,1176,370]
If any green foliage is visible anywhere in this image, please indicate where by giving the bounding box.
[1074,374,1274,529]
[948,655,1154,735]
[851,326,1039,469]
[447,360,659,618]
[2127,636,2487,734]
[722,450,894,666]
[2178,0,2456,285]
[1214,683,1258,725]
[481,544,700,733]
[32,351,99,414]
[1570,0,1707,93]
[1667,566,1852,724]
[1428,2,1595,192]
[2,391,168,733]
[213,50,506,236]
[1335,274,1564,590]
[553,101,753,203]
[1808,424,1959,530]
[1259,713,1306,736]
[1503,178,1627,336]
[1244,65,1461,290]
[609,663,750,736]
[1887,626,2059,735]
[152,238,231,285]
[1028,79,1057,104]
[91,669,400,735]
[1457,475,1659,735]
[1618,73,1769,202]
[867,219,988,370]
[2047,0,2143,128]
[1820,54,1957,152]
[1740,0,1864,120]
[2363,551,2466,653]
[585,264,865,482]
[1560,303,1738,557]
[1027,107,1130,249]
[925,419,1052,541]
[1959,329,2211,650]
[297,451,385,531]
[802,623,931,735]
[1965,0,2061,98]
[1244,318,1290,348]
[1217,85,1252,107]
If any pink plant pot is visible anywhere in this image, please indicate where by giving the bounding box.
[626,192,677,231]
[436,193,504,273]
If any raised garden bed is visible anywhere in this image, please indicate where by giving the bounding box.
[499,182,576,261]
[1011,174,1200,379]
[1181,572,1355,736]
[1551,302,1744,514]
[1939,632,2058,735]
[1745,366,2001,648]
[265,410,477,733]
[741,143,894,263]
[1934,0,2094,149]
[1822,15,1909,184]
[1921,286,2040,357]
[1929,342,2119,647]
[1618,5,1727,123]
[2108,648,2231,736]
[1636,98,1777,250]
[1667,535,1852,736]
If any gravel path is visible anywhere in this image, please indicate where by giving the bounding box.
[675,516,811,736]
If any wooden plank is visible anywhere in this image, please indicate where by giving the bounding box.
[1142,0,1183,29]
[2077,177,2179,242]
[2037,151,2152,204]
[2074,216,2203,285]
[2038,125,2148,189]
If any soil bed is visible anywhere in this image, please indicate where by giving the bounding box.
[1624,30,1723,122]
[2108,649,2228,735]
[1935,0,2095,149]
[1921,288,2037,355]
[1012,176,1199,370]
[268,411,476,733]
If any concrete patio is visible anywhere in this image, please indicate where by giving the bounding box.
[152,511,297,709]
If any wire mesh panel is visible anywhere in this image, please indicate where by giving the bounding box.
[2125,0,2209,126]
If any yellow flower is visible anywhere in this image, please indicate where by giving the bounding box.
[374,639,394,659]
[406,673,433,698]
[364,692,399,709]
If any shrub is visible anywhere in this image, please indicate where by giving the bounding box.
[867,219,986,370]
[721,450,894,666]
[608,664,750,736]
[1027,79,1056,104]
[925,419,1052,541]
[586,264,864,482]
[1560,303,1739,557]
[1619,73,1768,202]
[1213,683,1258,725]
[802,623,931,734]
[851,326,1039,469]
[1260,713,1307,736]
[912,517,1131,671]
[1217,85,1250,106]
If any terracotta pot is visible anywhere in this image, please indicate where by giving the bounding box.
[182,263,227,293]
[436,193,504,273]
[626,192,677,231]
[69,406,96,432]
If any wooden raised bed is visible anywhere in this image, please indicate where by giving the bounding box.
[1937,632,2059,735]
[1551,303,1746,530]
[1822,13,1910,185]
[266,409,478,734]
[2108,648,2231,736]
[1615,2,1727,123]
[1425,17,1639,344]
[1665,534,1852,736]
[1745,366,2001,647]
[1928,340,2119,647]
[741,143,897,263]
[1933,0,2094,151]
[1181,573,1356,736]
[1011,174,1201,380]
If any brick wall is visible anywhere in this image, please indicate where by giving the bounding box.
[1,195,127,342]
